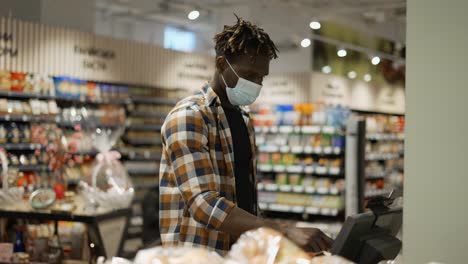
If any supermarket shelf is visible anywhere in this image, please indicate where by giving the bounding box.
[55,96,130,105]
[128,170,159,176]
[254,125,340,135]
[130,111,167,118]
[258,183,342,196]
[365,189,393,198]
[65,150,99,156]
[10,164,49,172]
[366,133,405,141]
[0,90,55,100]
[0,114,57,123]
[258,202,342,217]
[257,164,343,177]
[133,183,159,191]
[126,124,162,131]
[124,138,162,146]
[0,143,43,151]
[258,145,343,155]
[131,96,178,105]
[366,153,401,161]
[366,173,386,180]
[121,151,162,161]
[57,120,125,129]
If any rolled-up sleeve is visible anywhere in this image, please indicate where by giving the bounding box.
[162,107,235,230]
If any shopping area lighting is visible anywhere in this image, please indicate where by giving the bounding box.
[371,56,381,65]
[321,65,332,74]
[188,10,200,20]
[309,21,321,30]
[348,71,357,79]
[364,74,372,82]
[337,49,347,57]
[301,38,311,48]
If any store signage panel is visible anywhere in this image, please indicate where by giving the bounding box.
[310,73,351,106]
[375,85,405,114]
[258,73,310,104]
[349,81,377,111]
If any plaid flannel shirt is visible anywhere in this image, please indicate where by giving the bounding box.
[159,85,257,255]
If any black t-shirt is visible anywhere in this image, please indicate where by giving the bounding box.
[222,107,256,215]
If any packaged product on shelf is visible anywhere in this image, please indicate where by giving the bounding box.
[288,174,302,185]
[10,72,27,92]
[276,173,288,185]
[0,70,11,90]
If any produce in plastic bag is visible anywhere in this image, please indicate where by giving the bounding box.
[134,247,224,264]
[227,228,312,264]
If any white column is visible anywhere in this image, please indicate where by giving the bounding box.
[404,0,468,263]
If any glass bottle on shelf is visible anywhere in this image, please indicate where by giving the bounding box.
[13,230,25,253]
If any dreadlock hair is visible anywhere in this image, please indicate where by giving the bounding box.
[214,14,279,61]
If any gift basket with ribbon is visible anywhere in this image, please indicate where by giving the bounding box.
[79,126,134,212]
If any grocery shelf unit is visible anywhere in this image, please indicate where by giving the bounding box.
[118,86,184,258]
[254,125,347,222]
[351,110,405,208]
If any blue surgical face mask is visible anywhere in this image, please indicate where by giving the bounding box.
[220,58,262,106]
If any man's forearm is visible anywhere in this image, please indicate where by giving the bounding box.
[219,206,279,237]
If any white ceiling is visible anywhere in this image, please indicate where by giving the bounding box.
[95,0,406,53]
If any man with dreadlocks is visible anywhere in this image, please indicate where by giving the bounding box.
[159,16,332,255]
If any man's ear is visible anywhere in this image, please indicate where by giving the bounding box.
[215,56,227,72]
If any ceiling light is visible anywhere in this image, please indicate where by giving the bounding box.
[364,74,372,82]
[188,10,200,20]
[321,65,332,74]
[337,49,347,57]
[309,21,321,30]
[371,56,381,65]
[348,71,357,79]
[301,38,311,48]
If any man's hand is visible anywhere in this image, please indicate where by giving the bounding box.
[279,224,334,253]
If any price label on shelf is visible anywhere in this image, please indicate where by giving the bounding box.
[144,151,150,159]
[322,126,335,134]
[305,207,320,214]
[329,167,340,175]
[265,183,278,192]
[294,126,302,133]
[304,146,313,154]
[262,127,270,133]
[254,127,262,133]
[330,188,339,195]
[291,146,303,154]
[258,164,273,172]
[305,186,316,194]
[286,165,303,173]
[304,166,315,174]
[270,126,279,133]
[280,146,290,153]
[314,147,323,154]
[317,187,329,195]
[5,115,10,121]
[22,115,28,122]
[302,126,320,134]
[279,126,293,134]
[291,206,305,213]
[321,208,332,216]
[292,185,304,193]
[315,166,327,175]
[323,147,332,154]
[259,203,268,210]
[257,182,264,191]
[273,165,286,173]
[333,147,341,154]
[270,204,291,212]
[279,185,292,192]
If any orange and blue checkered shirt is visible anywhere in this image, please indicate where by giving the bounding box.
[159,85,257,255]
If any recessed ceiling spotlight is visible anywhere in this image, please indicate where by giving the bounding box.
[337,49,347,57]
[348,71,357,79]
[321,65,332,74]
[364,74,372,82]
[371,56,381,65]
[301,38,311,48]
[309,21,321,30]
[188,10,200,20]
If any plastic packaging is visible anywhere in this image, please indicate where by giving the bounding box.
[79,127,133,211]
[133,247,224,264]
[226,228,312,264]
